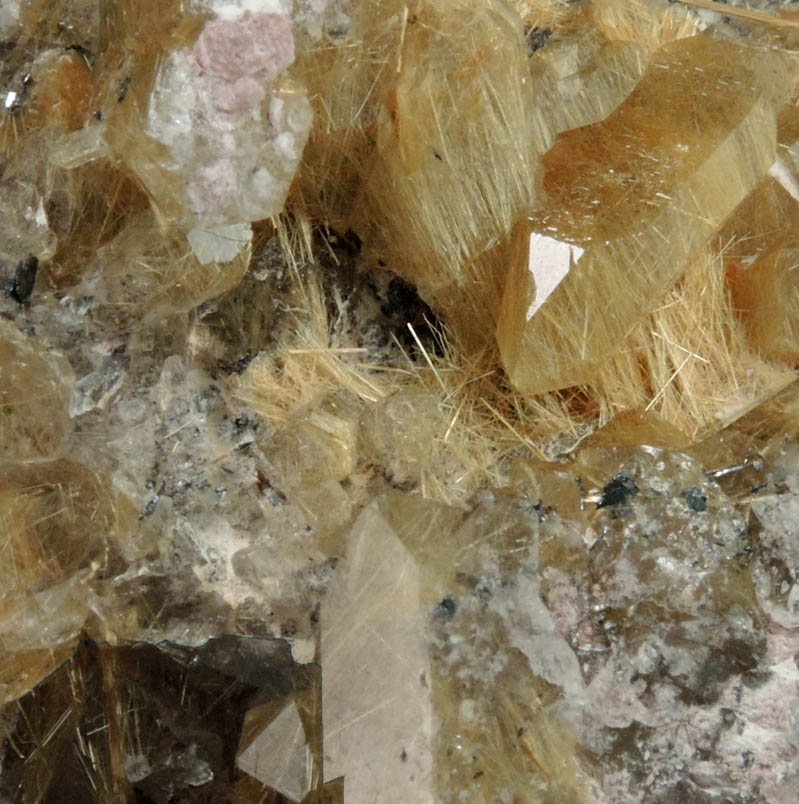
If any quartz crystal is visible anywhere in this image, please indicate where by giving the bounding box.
[529,40,647,148]
[105,0,312,230]
[351,0,538,348]
[268,391,362,539]
[497,35,788,394]
[0,319,73,461]
[3,0,799,801]
[728,229,799,364]
[0,460,135,703]
[237,697,312,801]
[93,210,252,315]
[717,151,799,363]
[0,180,57,267]
[320,502,435,802]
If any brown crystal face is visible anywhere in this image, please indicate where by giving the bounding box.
[497,35,786,396]
[0,321,72,462]
[537,36,763,242]
[727,234,799,365]
[3,0,799,799]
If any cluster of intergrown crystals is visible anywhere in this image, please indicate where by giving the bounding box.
[3,0,799,801]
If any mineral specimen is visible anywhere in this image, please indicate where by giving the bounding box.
[0,318,73,461]
[320,503,434,801]
[105,0,312,232]
[2,0,799,801]
[497,34,789,394]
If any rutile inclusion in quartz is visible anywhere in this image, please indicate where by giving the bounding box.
[2,0,799,801]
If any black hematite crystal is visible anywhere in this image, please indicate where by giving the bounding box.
[598,473,639,509]
[433,596,457,620]
[8,255,38,304]
[683,486,708,512]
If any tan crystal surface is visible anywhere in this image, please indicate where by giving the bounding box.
[720,170,799,365]
[95,210,252,317]
[728,228,799,365]
[591,0,700,49]
[584,246,795,440]
[26,49,93,132]
[0,319,73,461]
[530,39,648,147]
[0,645,75,707]
[4,0,799,800]
[267,391,363,539]
[0,460,135,701]
[720,173,798,266]
[365,388,446,487]
[352,0,538,348]
[290,0,406,231]
[497,35,786,395]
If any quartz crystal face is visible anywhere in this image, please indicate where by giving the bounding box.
[0,319,73,461]
[3,0,799,801]
[728,236,799,364]
[102,0,313,231]
[497,35,787,395]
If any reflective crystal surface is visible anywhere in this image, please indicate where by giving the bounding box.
[2,0,799,801]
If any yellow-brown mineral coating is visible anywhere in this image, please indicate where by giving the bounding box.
[497,34,787,396]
